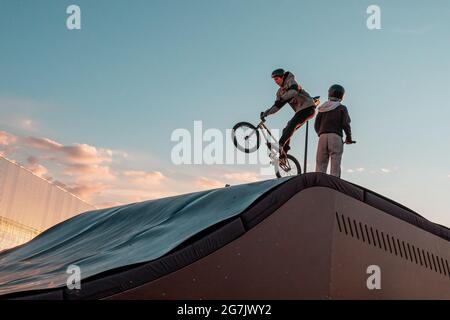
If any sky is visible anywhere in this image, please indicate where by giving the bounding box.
[0,0,449,226]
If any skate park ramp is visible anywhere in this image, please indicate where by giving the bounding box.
[0,173,449,300]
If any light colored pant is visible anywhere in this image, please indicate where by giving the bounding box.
[316,133,344,177]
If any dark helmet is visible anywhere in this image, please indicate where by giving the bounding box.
[271,68,285,78]
[328,84,345,99]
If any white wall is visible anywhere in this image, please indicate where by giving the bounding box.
[0,156,96,250]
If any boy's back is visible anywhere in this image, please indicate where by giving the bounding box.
[314,104,352,140]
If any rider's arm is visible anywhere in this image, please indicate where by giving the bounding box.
[279,77,302,102]
[263,78,301,117]
[263,99,288,117]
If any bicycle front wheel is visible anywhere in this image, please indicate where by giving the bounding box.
[275,154,301,178]
[232,122,260,153]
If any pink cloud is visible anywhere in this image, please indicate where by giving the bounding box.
[24,136,62,150]
[63,164,117,182]
[0,131,19,157]
[196,177,224,189]
[122,170,165,185]
[0,131,18,146]
[2,130,263,209]
[25,156,49,178]
[65,183,108,201]
[24,137,112,165]
[20,119,35,131]
[60,144,113,165]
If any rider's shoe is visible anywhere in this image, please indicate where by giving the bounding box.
[279,151,288,167]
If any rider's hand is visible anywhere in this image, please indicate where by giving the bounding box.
[260,112,266,120]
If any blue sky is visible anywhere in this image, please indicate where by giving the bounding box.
[0,0,449,225]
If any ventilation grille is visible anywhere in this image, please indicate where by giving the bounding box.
[335,212,450,278]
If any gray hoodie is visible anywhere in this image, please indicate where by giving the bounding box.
[318,97,342,113]
[314,98,352,140]
[264,72,315,116]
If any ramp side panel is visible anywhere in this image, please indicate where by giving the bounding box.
[106,188,337,300]
[330,190,450,299]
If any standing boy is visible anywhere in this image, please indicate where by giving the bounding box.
[314,84,355,177]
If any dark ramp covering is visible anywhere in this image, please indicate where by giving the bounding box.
[0,178,288,297]
[1,173,450,299]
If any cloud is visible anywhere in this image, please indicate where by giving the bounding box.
[121,170,166,188]
[20,119,35,131]
[123,170,164,180]
[196,177,224,189]
[0,131,119,204]
[25,136,62,150]
[0,131,19,157]
[346,167,364,174]
[25,156,48,178]
[24,137,113,165]
[0,97,53,134]
[61,144,113,165]
[62,164,116,182]
[65,183,108,201]
[1,129,271,209]
[0,131,18,146]
[381,168,391,173]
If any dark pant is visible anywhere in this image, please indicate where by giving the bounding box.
[279,106,316,154]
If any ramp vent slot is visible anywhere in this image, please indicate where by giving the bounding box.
[335,212,450,279]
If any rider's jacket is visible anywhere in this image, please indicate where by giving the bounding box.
[264,71,316,116]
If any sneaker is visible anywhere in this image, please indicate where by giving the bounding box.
[278,154,287,166]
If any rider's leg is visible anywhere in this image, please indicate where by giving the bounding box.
[279,106,315,157]
[316,134,330,173]
[328,133,344,178]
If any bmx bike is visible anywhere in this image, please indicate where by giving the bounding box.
[231,96,321,178]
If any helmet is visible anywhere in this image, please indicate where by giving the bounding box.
[271,68,285,78]
[328,84,345,100]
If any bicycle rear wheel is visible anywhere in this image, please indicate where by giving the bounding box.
[232,122,260,153]
[275,154,301,178]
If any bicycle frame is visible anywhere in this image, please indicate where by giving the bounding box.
[256,121,280,153]
[255,121,292,170]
